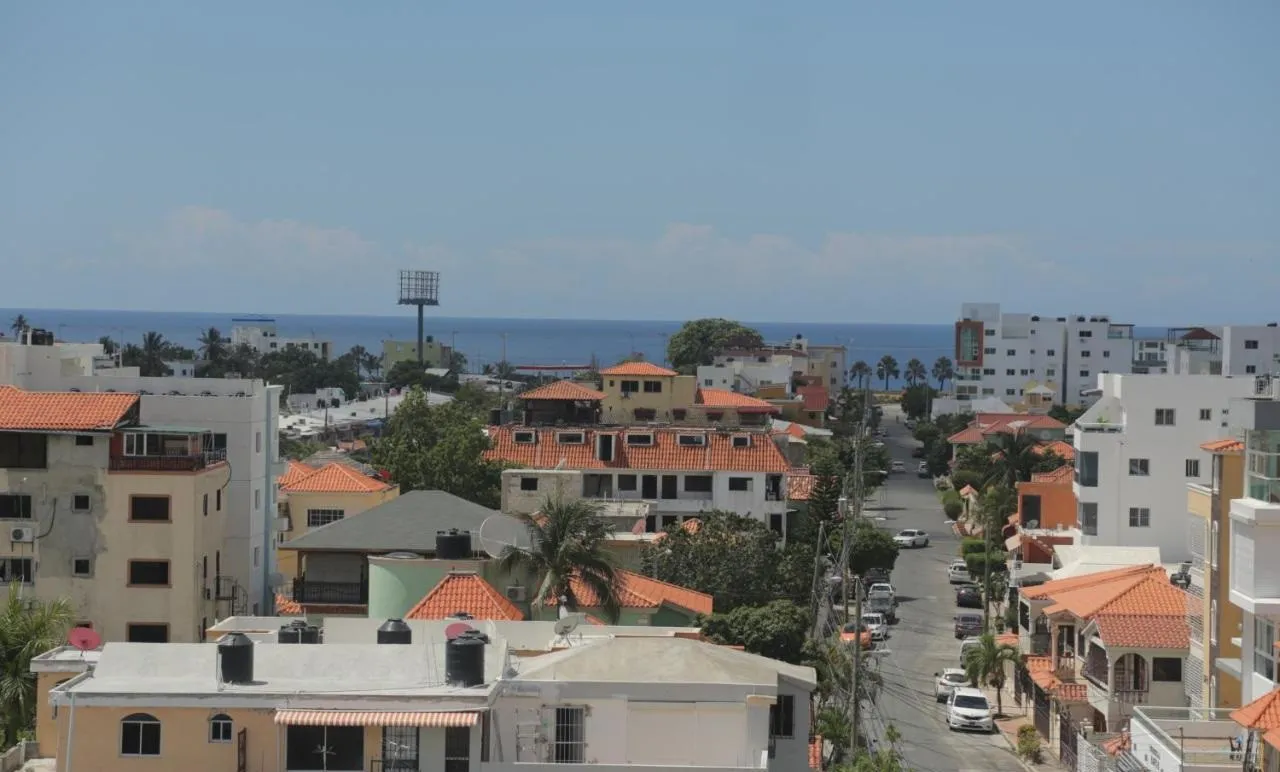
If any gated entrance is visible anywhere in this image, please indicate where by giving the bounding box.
[1058,712,1078,769]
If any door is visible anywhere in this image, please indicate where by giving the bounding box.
[641,475,658,498]
[236,728,246,772]
[382,726,419,771]
[661,475,678,499]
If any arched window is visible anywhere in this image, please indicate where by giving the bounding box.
[210,713,233,743]
[121,713,161,756]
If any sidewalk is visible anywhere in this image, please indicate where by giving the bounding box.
[977,682,1068,771]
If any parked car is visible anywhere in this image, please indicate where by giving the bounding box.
[840,621,874,649]
[946,687,996,733]
[911,446,925,458]
[863,567,891,585]
[893,529,929,548]
[955,584,983,609]
[917,461,931,478]
[867,582,897,603]
[891,460,905,473]
[947,561,972,584]
[934,668,968,702]
[866,593,897,624]
[957,635,984,667]
[954,613,983,641]
[861,612,889,641]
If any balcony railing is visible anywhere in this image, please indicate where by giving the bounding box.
[1082,661,1108,689]
[292,579,367,605]
[110,449,227,472]
[1030,632,1050,655]
[1112,689,1149,705]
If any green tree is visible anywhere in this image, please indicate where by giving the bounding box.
[8,315,29,338]
[0,584,73,748]
[899,385,936,421]
[258,347,360,399]
[198,327,228,363]
[963,632,1021,715]
[987,430,1044,488]
[497,496,623,622]
[806,457,843,534]
[452,382,499,415]
[640,511,779,611]
[370,389,502,507]
[904,358,927,387]
[132,331,173,377]
[361,352,382,380]
[848,360,871,389]
[1048,404,1086,424]
[666,318,764,372]
[838,520,900,577]
[699,600,810,664]
[97,336,118,356]
[931,356,955,390]
[875,355,899,390]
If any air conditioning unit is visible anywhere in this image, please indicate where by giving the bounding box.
[10,526,35,543]
[505,585,527,602]
[1254,375,1276,398]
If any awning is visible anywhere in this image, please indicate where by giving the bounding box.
[274,710,479,727]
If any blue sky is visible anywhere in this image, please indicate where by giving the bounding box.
[2,1,1277,323]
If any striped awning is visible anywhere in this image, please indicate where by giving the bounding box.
[274,710,479,727]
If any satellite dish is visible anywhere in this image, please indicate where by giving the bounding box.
[445,622,474,640]
[477,515,532,559]
[553,615,582,639]
[69,627,102,652]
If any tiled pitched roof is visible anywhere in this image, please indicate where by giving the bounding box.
[1024,655,1088,701]
[1033,566,1189,649]
[518,380,606,401]
[948,413,1067,444]
[1231,688,1280,730]
[1019,565,1160,600]
[279,461,317,487]
[0,385,138,432]
[599,362,678,377]
[280,462,393,494]
[796,385,830,412]
[485,427,790,473]
[1035,440,1076,461]
[1092,614,1189,650]
[696,388,780,413]
[404,572,524,621]
[1031,466,1074,484]
[1201,437,1245,454]
[547,568,714,615]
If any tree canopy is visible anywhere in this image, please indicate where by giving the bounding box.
[640,511,781,611]
[699,600,811,664]
[666,318,764,372]
[833,519,900,577]
[0,584,73,748]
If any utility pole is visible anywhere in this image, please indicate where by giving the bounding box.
[837,379,872,758]
[851,577,863,754]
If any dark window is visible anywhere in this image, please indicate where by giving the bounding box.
[662,515,677,529]
[683,476,712,493]
[129,560,170,586]
[0,558,34,584]
[620,380,640,393]
[552,707,585,763]
[1128,507,1151,527]
[617,475,637,491]
[215,489,222,511]
[1078,503,1098,536]
[287,726,363,771]
[130,496,171,522]
[642,380,662,393]
[769,694,795,738]
[72,558,92,577]
[1199,409,1212,421]
[1185,459,1201,477]
[1155,408,1176,426]
[1245,340,1259,350]
[202,493,209,516]
[0,432,48,469]
[633,408,656,421]
[1080,350,1091,358]
[672,409,686,420]
[728,477,751,492]
[1020,495,1042,525]
[209,714,233,743]
[75,435,95,447]
[519,477,539,492]
[202,433,228,451]
[1128,458,1150,476]
[444,726,470,772]
[72,494,90,512]
[126,624,169,642]
[383,726,419,771]
[770,513,783,534]
[705,411,724,422]
[1046,349,1056,356]
[1075,451,1099,487]
[0,494,32,519]
[660,475,678,499]
[1152,657,1183,682]
[121,713,161,756]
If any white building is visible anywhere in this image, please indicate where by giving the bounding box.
[698,356,795,395]
[952,302,1138,407]
[1071,373,1260,562]
[230,317,332,360]
[1168,325,1280,378]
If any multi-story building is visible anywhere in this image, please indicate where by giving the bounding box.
[230,317,332,360]
[952,302,1137,407]
[1071,374,1259,562]
[0,386,228,642]
[1168,324,1280,378]
[382,337,450,370]
[577,363,783,427]
[274,461,398,581]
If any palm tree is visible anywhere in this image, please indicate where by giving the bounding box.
[347,345,368,376]
[97,336,119,356]
[849,361,871,389]
[904,358,927,387]
[931,356,955,391]
[987,430,1043,489]
[875,355,899,391]
[8,315,29,339]
[0,584,74,747]
[497,496,623,622]
[494,361,518,381]
[137,331,172,377]
[361,352,382,380]
[198,328,228,362]
[962,632,1021,716]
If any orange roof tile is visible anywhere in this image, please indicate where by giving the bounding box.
[599,362,678,377]
[548,568,713,615]
[279,461,316,487]
[1035,440,1076,461]
[405,572,524,621]
[0,385,138,432]
[1102,733,1131,756]
[1031,566,1189,649]
[518,380,606,401]
[788,474,819,500]
[1231,688,1280,730]
[1264,727,1280,752]
[1092,614,1189,650]
[995,632,1018,646]
[280,462,393,494]
[1019,565,1161,600]
[1031,465,1074,484]
[1201,438,1244,454]
[485,426,790,473]
[948,413,1067,444]
[650,518,703,540]
[809,735,823,770]
[276,594,302,614]
[797,385,830,412]
[696,388,780,413]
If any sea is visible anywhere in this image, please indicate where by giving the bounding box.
[0,308,1166,389]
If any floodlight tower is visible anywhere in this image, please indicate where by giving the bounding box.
[397,270,441,365]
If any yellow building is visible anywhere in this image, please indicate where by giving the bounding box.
[596,362,778,427]
[382,338,449,369]
[275,461,398,580]
[0,386,229,643]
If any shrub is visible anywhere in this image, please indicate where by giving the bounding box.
[944,499,964,521]
[960,538,987,556]
[1016,725,1043,763]
[950,469,985,493]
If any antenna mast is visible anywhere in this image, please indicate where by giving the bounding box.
[397,270,441,366]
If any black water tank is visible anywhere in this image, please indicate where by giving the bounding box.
[218,633,254,684]
[278,621,321,644]
[435,529,471,560]
[445,630,488,687]
[377,618,412,645]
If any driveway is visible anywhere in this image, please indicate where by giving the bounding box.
[856,403,1025,771]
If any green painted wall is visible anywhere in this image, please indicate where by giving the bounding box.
[368,557,460,619]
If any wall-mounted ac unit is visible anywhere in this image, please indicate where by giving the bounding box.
[505,585,527,602]
[10,526,35,543]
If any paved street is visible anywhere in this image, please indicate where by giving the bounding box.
[856,403,1025,772]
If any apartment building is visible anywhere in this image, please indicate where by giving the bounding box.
[953,302,1137,407]
[275,460,398,581]
[0,387,228,643]
[382,337,450,369]
[230,317,332,360]
[1071,374,1259,562]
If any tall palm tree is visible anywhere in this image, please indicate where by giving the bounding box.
[497,497,622,622]
[931,356,955,391]
[849,361,871,389]
[987,430,1043,489]
[137,331,172,377]
[875,355,900,391]
[97,336,119,356]
[963,632,1021,716]
[904,358,927,387]
[494,361,518,381]
[198,327,228,362]
[361,352,382,380]
[347,345,368,376]
[0,584,74,747]
[8,315,29,339]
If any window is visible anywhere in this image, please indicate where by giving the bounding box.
[705,411,724,421]
[1006,369,1016,376]
[1047,349,1056,357]
[384,726,420,771]
[1152,658,1183,682]
[202,493,209,516]
[1021,495,1042,525]
[617,475,637,491]
[307,508,345,528]
[1129,458,1150,476]
[1046,368,1056,377]
[0,494,32,519]
[1128,507,1151,527]
[1255,618,1277,681]
[703,379,714,387]
[556,432,584,445]
[1103,350,1111,358]
[1200,409,1212,421]
[1080,350,1091,357]
[1006,349,1016,356]
[1211,521,1219,568]
[1245,340,1260,350]
[983,368,995,375]
[677,434,706,447]
[770,513,783,534]
[728,477,752,492]
[253,547,260,568]
[642,380,662,393]
[75,435,94,447]
[633,407,657,421]
[120,713,161,756]
[128,560,171,586]
[684,475,712,493]
[1080,370,1090,377]
[626,433,653,446]
[0,558,34,584]
[129,495,171,522]
[1185,459,1201,477]
[519,477,539,492]
[732,435,751,448]
[1210,600,1218,643]
[672,409,686,420]
[0,432,48,468]
[552,706,586,763]
[1079,330,1093,338]
[1078,502,1098,535]
[1155,408,1176,426]
[72,557,92,577]
[254,489,261,509]
[203,433,228,452]
[255,431,262,453]
[209,714,232,743]
[215,489,221,511]
[287,725,363,771]
[1075,451,1099,487]
[513,431,537,444]
[984,348,996,355]
[770,694,795,739]
[662,514,677,529]
[1006,388,1016,396]
[1247,365,1258,374]
[620,380,640,393]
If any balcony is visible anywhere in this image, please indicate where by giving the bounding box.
[292,579,367,605]
[110,449,227,472]
[1127,706,1252,772]
[1228,497,1280,615]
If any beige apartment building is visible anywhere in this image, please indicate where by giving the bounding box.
[274,460,398,580]
[594,362,780,427]
[0,386,229,643]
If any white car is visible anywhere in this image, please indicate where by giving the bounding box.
[947,561,971,584]
[946,687,996,733]
[861,612,889,641]
[890,460,905,473]
[894,529,929,548]
[866,583,896,603]
[934,668,968,702]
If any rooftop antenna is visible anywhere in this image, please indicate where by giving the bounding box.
[397,270,440,366]
[477,514,533,559]
[554,614,582,645]
[68,627,101,659]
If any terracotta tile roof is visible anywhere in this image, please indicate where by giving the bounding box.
[1035,440,1076,461]
[276,594,302,614]
[1031,466,1074,484]
[996,632,1018,646]
[0,385,138,432]
[485,426,790,473]
[696,388,780,414]
[809,735,823,770]
[1231,688,1280,730]
[1102,733,1131,756]
[948,413,1067,444]
[1024,655,1087,701]
[1264,727,1280,752]
[797,385,830,412]
[1018,565,1159,600]
[280,462,393,494]
[547,568,714,615]
[518,380,606,401]
[1033,566,1189,649]
[599,362,678,377]
[649,518,703,540]
[404,572,525,621]
[788,474,821,500]
[1201,437,1245,454]
[1092,614,1190,650]
[279,461,317,487]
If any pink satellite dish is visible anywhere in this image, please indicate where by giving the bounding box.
[68,627,102,652]
[444,622,474,640]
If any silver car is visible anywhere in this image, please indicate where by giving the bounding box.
[934,668,968,702]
